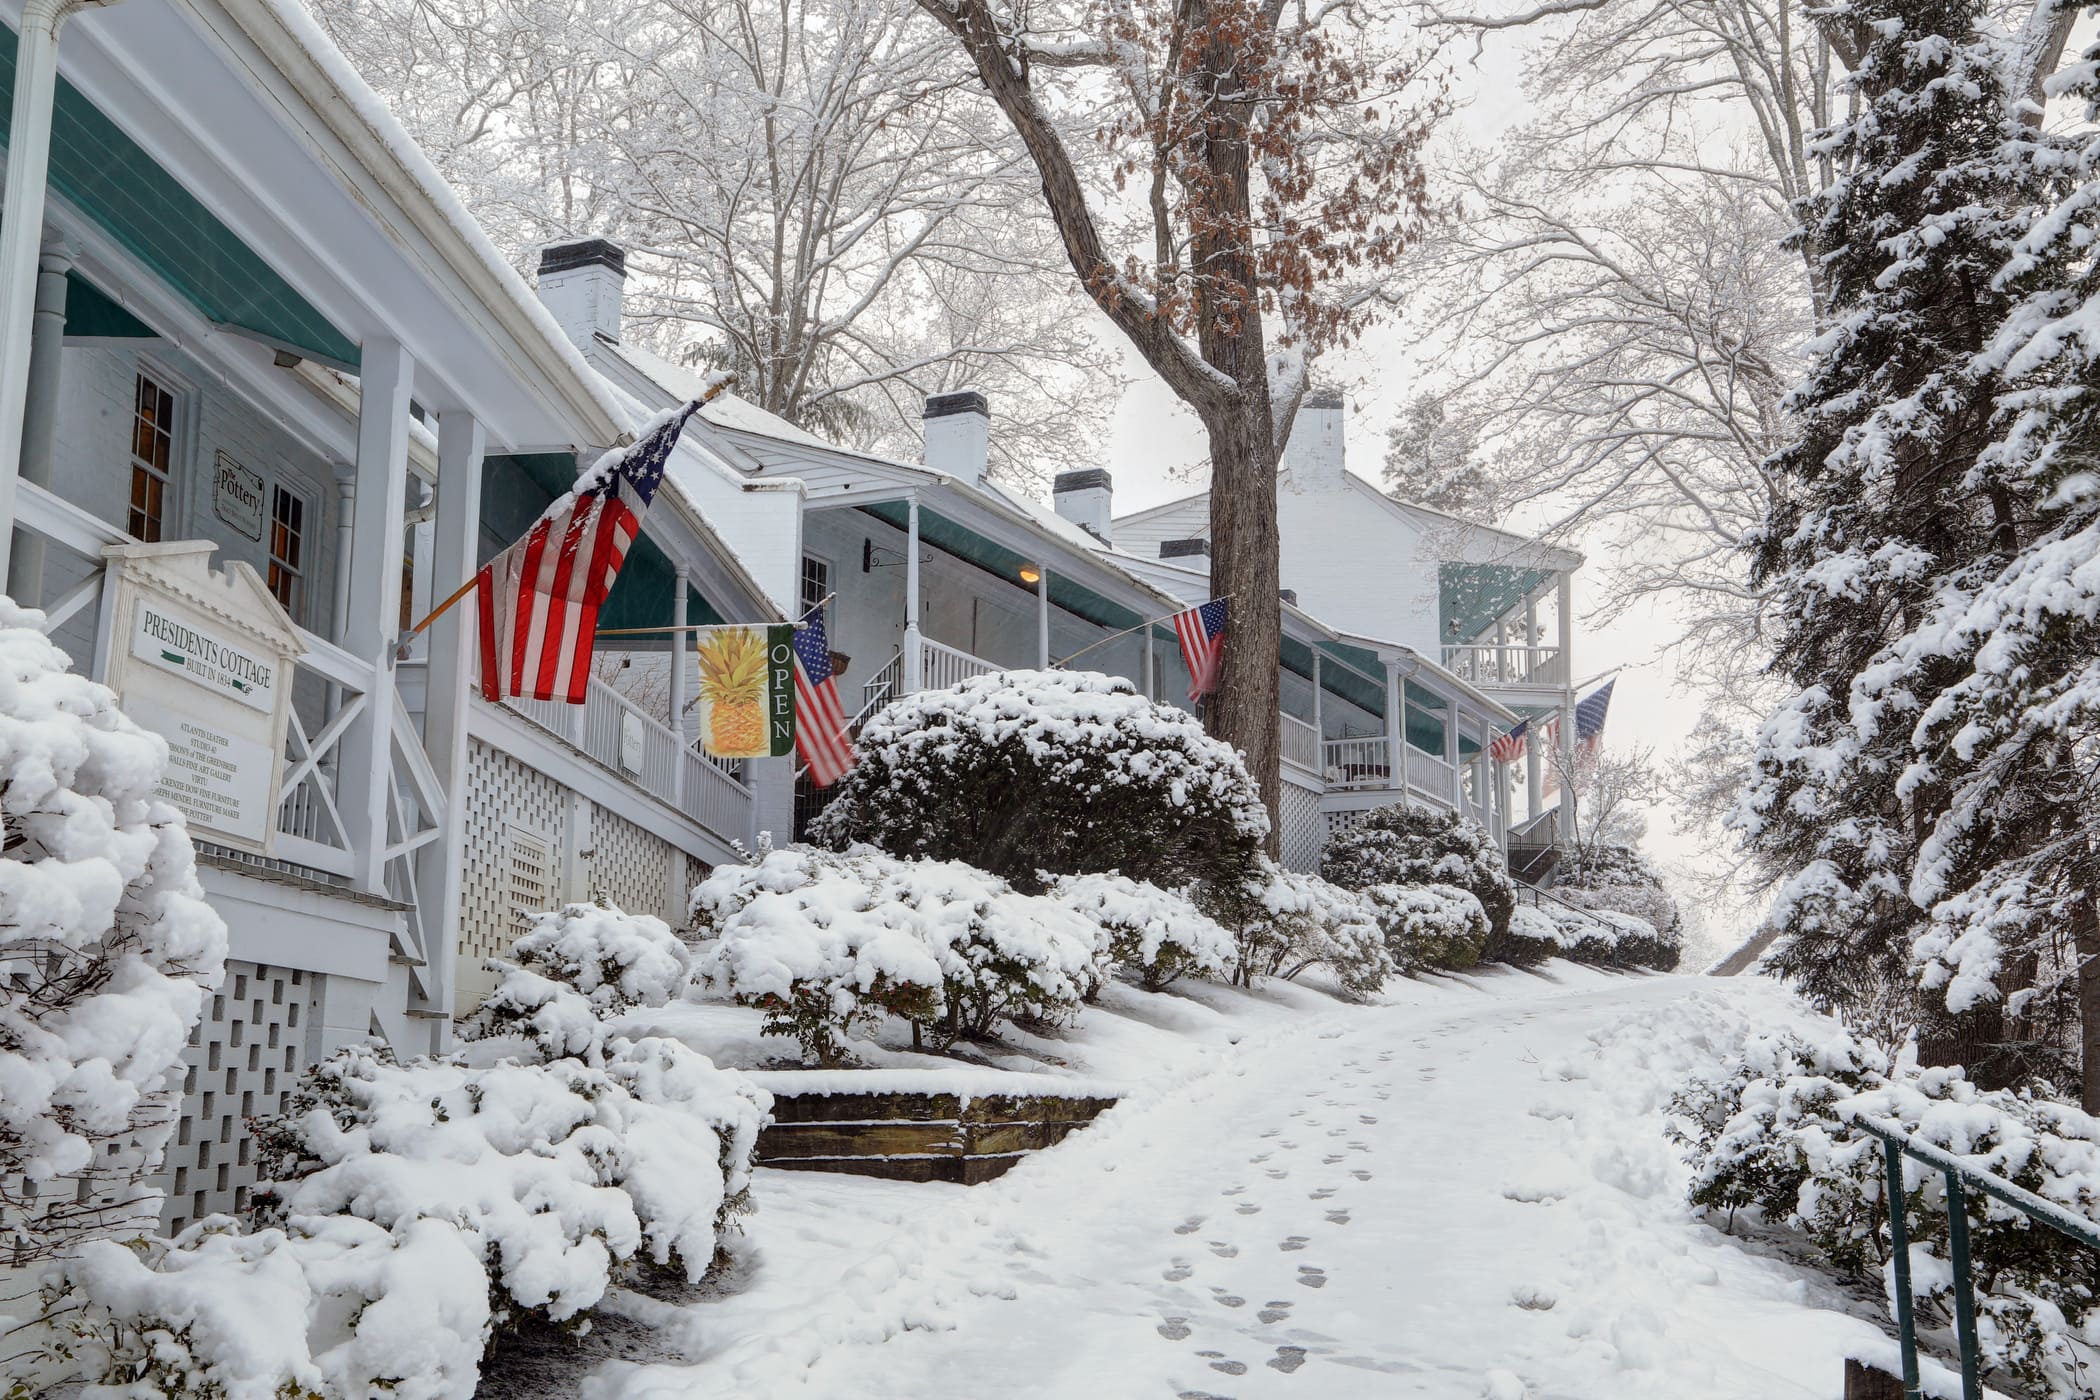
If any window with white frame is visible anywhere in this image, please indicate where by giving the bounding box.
[266,484,308,622]
[801,553,831,626]
[128,371,178,541]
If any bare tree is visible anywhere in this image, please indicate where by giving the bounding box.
[906,0,1448,831]
[309,0,1115,484]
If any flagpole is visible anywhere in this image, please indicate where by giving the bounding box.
[397,376,735,647]
[1054,594,1235,669]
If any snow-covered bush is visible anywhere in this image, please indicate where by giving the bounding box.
[1359,882,1490,973]
[1504,905,1565,965]
[1512,898,1673,969]
[0,600,226,1267]
[1320,804,1518,957]
[1047,872,1234,990]
[1671,1028,2100,1396]
[810,669,1269,893]
[691,844,1103,1059]
[50,905,765,1398]
[1557,844,1684,970]
[1201,860,1391,996]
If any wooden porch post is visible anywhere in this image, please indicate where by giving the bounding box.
[7,240,70,604]
[903,494,923,693]
[671,565,689,807]
[421,408,482,1026]
[1446,702,1463,812]
[336,338,415,894]
[1036,566,1050,669]
[1144,623,1155,699]
[1557,570,1577,838]
[1384,657,1405,797]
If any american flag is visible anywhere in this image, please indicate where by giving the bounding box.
[477,401,699,704]
[1173,598,1228,701]
[1542,680,1615,796]
[792,606,855,786]
[1488,716,1529,764]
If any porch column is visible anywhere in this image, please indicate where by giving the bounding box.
[8,240,70,603]
[1311,651,1324,752]
[1557,570,1576,836]
[421,409,483,1026]
[0,0,104,580]
[337,338,415,895]
[1036,567,1050,669]
[331,469,357,646]
[1383,657,1405,795]
[1446,703,1462,811]
[903,495,923,693]
[670,565,690,807]
[1143,623,1155,699]
[1526,727,1544,823]
[405,480,435,660]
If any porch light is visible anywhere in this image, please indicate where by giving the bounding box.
[1019,563,1041,585]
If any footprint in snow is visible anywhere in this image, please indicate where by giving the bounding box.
[1280,1141,1300,1150]
[1324,1208,1351,1224]
[1359,1115,1378,1125]
[1249,1152,1271,1164]
[1211,1291,1246,1308]
[1375,1091,1391,1102]
[1209,1241,1240,1258]
[1210,1360,1250,1376]
[1221,1185,1246,1196]
[1279,1236,1310,1252]
[1310,1187,1336,1200]
[1268,1346,1309,1374]
[1158,1317,1193,1340]
[1175,1217,1205,1235]
[1321,1154,1344,1165]
[1165,1261,1195,1281]
[1261,1129,1281,1139]
[1235,1203,1261,1216]
[1175,1392,1235,1400]
[1326,1128,1346,1138]
[1258,1300,1294,1324]
[1296,1266,1328,1289]
[1351,1169,1372,1182]
[1264,1168,1288,1180]
[1348,1142,1370,1154]
[1377,1052,1394,1062]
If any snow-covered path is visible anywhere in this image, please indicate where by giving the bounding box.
[592,971,1900,1400]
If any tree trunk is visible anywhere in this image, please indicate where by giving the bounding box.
[1207,408,1282,854]
[2076,901,2100,1113]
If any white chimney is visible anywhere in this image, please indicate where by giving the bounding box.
[923,390,990,485]
[536,239,627,349]
[1053,469,1113,544]
[1281,390,1347,492]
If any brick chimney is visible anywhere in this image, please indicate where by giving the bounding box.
[923,390,990,485]
[1053,469,1113,544]
[1281,390,1346,492]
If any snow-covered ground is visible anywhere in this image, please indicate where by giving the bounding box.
[574,968,1934,1400]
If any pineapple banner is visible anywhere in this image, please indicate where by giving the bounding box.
[693,624,797,759]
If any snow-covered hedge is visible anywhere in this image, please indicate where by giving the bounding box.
[1510,899,1675,970]
[691,844,1103,1060]
[0,600,226,1268]
[1047,872,1234,990]
[1359,882,1491,972]
[1671,1028,2100,1396]
[1201,860,1391,996]
[1556,844,1684,970]
[50,904,765,1398]
[810,669,1269,894]
[1320,804,1518,957]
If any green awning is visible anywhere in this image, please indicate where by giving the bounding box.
[64,271,155,338]
[1439,563,1551,645]
[860,500,1143,631]
[0,22,358,368]
[478,453,723,642]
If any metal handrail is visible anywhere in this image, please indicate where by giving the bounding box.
[1842,1109,2100,1399]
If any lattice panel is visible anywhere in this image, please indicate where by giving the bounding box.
[588,803,680,926]
[461,741,570,969]
[156,960,313,1233]
[1277,780,1327,873]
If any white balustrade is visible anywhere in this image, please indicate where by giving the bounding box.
[1441,644,1566,687]
[919,636,999,691]
[1280,712,1320,770]
[1404,744,1456,799]
[1322,736,1391,789]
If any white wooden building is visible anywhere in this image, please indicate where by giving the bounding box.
[0,0,781,1236]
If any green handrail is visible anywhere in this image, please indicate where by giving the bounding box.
[1842,1108,2100,1400]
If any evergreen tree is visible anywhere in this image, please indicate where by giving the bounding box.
[1740,0,2039,1083]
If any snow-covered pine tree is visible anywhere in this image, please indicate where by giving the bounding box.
[1888,24,2100,1109]
[1740,0,2042,1083]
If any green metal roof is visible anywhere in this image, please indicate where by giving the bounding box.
[478,453,723,641]
[1439,562,1551,645]
[0,22,359,368]
[860,501,1143,631]
[64,271,155,338]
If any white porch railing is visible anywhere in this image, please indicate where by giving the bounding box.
[1441,644,1566,688]
[1323,736,1390,789]
[1280,712,1320,770]
[503,674,753,841]
[1405,745,1456,797]
[921,636,999,691]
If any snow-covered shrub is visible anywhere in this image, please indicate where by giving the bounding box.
[1320,804,1518,957]
[1556,844,1684,970]
[1201,860,1391,996]
[1512,898,1670,969]
[51,905,765,1397]
[1359,882,1490,973]
[459,900,690,1059]
[1671,1028,2100,1396]
[691,843,1103,1059]
[0,600,226,1267]
[810,669,1269,894]
[1504,905,1565,965]
[52,1215,491,1400]
[1047,872,1234,990]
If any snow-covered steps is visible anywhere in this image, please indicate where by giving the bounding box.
[749,1069,1120,1184]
